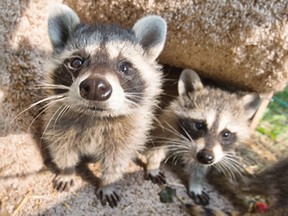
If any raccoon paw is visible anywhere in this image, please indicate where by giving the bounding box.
[52,174,75,192]
[188,190,210,206]
[144,170,166,184]
[96,186,121,208]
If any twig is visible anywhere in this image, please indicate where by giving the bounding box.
[63,202,72,211]
[175,193,187,205]
[167,182,185,188]
[12,189,33,216]
[145,203,158,215]
[122,204,132,212]
[72,192,79,197]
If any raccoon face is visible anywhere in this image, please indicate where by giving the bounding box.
[47,5,166,117]
[174,69,260,166]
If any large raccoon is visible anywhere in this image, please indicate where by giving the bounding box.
[42,4,166,207]
[145,69,260,206]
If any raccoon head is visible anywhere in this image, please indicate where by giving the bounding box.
[174,69,260,166]
[46,4,167,117]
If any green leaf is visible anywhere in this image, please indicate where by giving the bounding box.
[159,186,176,203]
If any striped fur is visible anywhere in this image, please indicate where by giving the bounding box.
[40,4,166,208]
[145,69,260,206]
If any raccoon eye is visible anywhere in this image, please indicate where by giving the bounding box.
[118,61,131,75]
[221,130,232,139]
[194,121,206,131]
[69,58,83,69]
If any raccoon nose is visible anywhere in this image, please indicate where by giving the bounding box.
[197,149,214,164]
[79,78,112,101]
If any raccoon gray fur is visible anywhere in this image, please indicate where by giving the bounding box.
[42,4,166,207]
[145,69,260,206]
[186,157,288,216]
[242,157,288,210]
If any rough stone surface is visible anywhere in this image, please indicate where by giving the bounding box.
[64,0,288,93]
[0,0,286,215]
[0,1,234,215]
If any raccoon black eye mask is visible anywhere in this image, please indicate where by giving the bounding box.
[145,68,260,206]
[42,4,167,208]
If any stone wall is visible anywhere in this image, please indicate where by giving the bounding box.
[64,0,288,93]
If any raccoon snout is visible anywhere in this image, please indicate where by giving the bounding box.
[79,78,112,101]
[196,149,214,164]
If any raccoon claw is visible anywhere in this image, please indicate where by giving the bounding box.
[145,171,166,185]
[52,174,74,192]
[188,191,209,206]
[96,187,121,208]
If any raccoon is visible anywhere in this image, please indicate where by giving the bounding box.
[186,157,288,216]
[42,4,166,207]
[242,157,288,210]
[145,69,260,206]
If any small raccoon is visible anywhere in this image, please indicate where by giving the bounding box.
[42,4,166,207]
[145,69,260,206]
[186,157,288,216]
[243,157,288,210]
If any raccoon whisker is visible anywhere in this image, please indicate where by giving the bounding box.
[224,154,246,170]
[30,86,67,91]
[52,71,75,84]
[213,163,227,177]
[172,154,181,165]
[41,103,68,138]
[223,161,242,178]
[162,122,191,143]
[33,84,70,90]
[147,135,155,147]
[151,137,192,150]
[53,105,70,130]
[226,164,244,180]
[165,143,190,150]
[152,136,191,146]
[164,142,191,150]
[10,94,66,124]
[223,155,241,164]
[149,145,189,153]
[225,153,253,167]
[37,82,70,88]
[124,97,141,109]
[152,102,162,110]
[164,146,190,153]
[162,77,179,82]
[124,92,144,96]
[225,158,244,169]
[125,94,143,100]
[178,125,193,142]
[63,64,76,81]
[220,157,243,180]
[223,157,245,175]
[164,150,188,164]
[27,99,65,132]
[225,152,243,160]
[125,97,142,105]
[215,160,237,181]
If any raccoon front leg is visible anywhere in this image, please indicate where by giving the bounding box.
[49,145,79,192]
[187,164,210,206]
[52,167,75,192]
[96,157,129,208]
[145,146,168,184]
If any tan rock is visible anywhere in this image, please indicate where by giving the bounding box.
[64,0,288,93]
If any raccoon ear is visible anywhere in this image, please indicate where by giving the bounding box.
[132,15,167,61]
[178,69,204,96]
[241,93,261,119]
[48,4,80,53]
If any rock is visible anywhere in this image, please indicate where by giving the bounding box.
[64,0,288,93]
